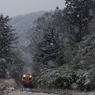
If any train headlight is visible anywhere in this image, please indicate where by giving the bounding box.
[30,75,32,77]
[23,75,26,77]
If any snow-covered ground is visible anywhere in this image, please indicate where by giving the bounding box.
[7,90,95,95]
[0,78,18,95]
[1,78,95,95]
[8,90,58,95]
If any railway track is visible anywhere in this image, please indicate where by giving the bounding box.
[8,87,95,95]
[18,87,72,95]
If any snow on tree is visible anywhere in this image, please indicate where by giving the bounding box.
[0,14,18,58]
[0,14,19,78]
[29,9,73,67]
[65,0,95,41]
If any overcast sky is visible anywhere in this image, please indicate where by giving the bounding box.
[0,0,65,17]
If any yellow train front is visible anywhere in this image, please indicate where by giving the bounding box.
[22,74,33,87]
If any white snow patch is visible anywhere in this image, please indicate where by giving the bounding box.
[70,83,78,89]
[6,87,15,93]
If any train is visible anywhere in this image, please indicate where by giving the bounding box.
[22,74,33,87]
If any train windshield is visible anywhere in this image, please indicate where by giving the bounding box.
[23,77,25,80]
[29,78,32,80]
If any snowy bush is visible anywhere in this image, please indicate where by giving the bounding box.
[36,63,95,91]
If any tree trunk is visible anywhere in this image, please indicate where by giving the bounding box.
[79,23,82,41]
[84,21,89,35]
[76,23,82,42]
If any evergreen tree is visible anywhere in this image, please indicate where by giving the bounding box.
[0,14,18,78]
[29,11,65,66]
[65,0,95,41]
[0,14,18,58]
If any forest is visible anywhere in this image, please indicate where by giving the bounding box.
[0,0,95,92]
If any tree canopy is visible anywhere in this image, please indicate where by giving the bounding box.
[65,0,95,41]
[0,14,18,58]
